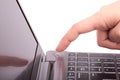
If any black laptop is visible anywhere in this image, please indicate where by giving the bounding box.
[0,0,120,80]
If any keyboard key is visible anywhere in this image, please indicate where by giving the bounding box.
[117,64,120,67]
[90,54,104,57]
[115,54,120,58]
[117,69,120,72]
[118,74,120,78]
[90,68,102,72]
[91,73,102,80]
[77,53,88,57]
[68,57,76,61]
[104,68,115,72]
[77,62,88,66]
[77,73,89,80]
[103,59,114,62]
[77,58,88,61]
[117,59,120,62]
[77,67,88,71]
[90,58,102,62]
[90,63,101,67]
[90,73,116,80]
[90,54,114,58]
[67,72,75,77]
[68,67,75,71]
[69,53,76,56]
[103,63,115,67]
[68,62,75,66]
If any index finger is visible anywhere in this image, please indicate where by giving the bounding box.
[56,13,106,52]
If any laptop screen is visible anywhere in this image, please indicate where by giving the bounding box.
[0,0,41,80]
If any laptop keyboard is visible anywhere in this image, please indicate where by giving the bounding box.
[67,52,120,80]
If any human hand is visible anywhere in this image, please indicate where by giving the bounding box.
[0,56,28,67]
[56,0,120,52]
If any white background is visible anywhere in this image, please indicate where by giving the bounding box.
[19,0,120,54]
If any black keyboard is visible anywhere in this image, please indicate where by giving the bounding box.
[67,52,120,80]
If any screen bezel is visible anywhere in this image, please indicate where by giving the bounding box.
[16,0,43,80]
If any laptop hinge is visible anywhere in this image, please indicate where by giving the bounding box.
[39,62,54,80]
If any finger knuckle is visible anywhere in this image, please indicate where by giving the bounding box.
[97,40,104,47]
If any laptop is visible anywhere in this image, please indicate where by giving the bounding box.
[0,0,120,80]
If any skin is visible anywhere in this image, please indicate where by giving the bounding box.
[56,0,120,52]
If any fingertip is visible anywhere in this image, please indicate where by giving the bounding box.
[56,44,66,52]
[56,38,71,52]
[56,48,63,52]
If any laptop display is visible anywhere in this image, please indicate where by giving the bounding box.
[0,0,43,80]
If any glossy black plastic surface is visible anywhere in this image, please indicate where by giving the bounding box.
[0,0,41,80]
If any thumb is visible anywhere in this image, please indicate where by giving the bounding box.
[108,22,120,43]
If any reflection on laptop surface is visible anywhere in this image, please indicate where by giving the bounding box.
[0,0,120,80]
